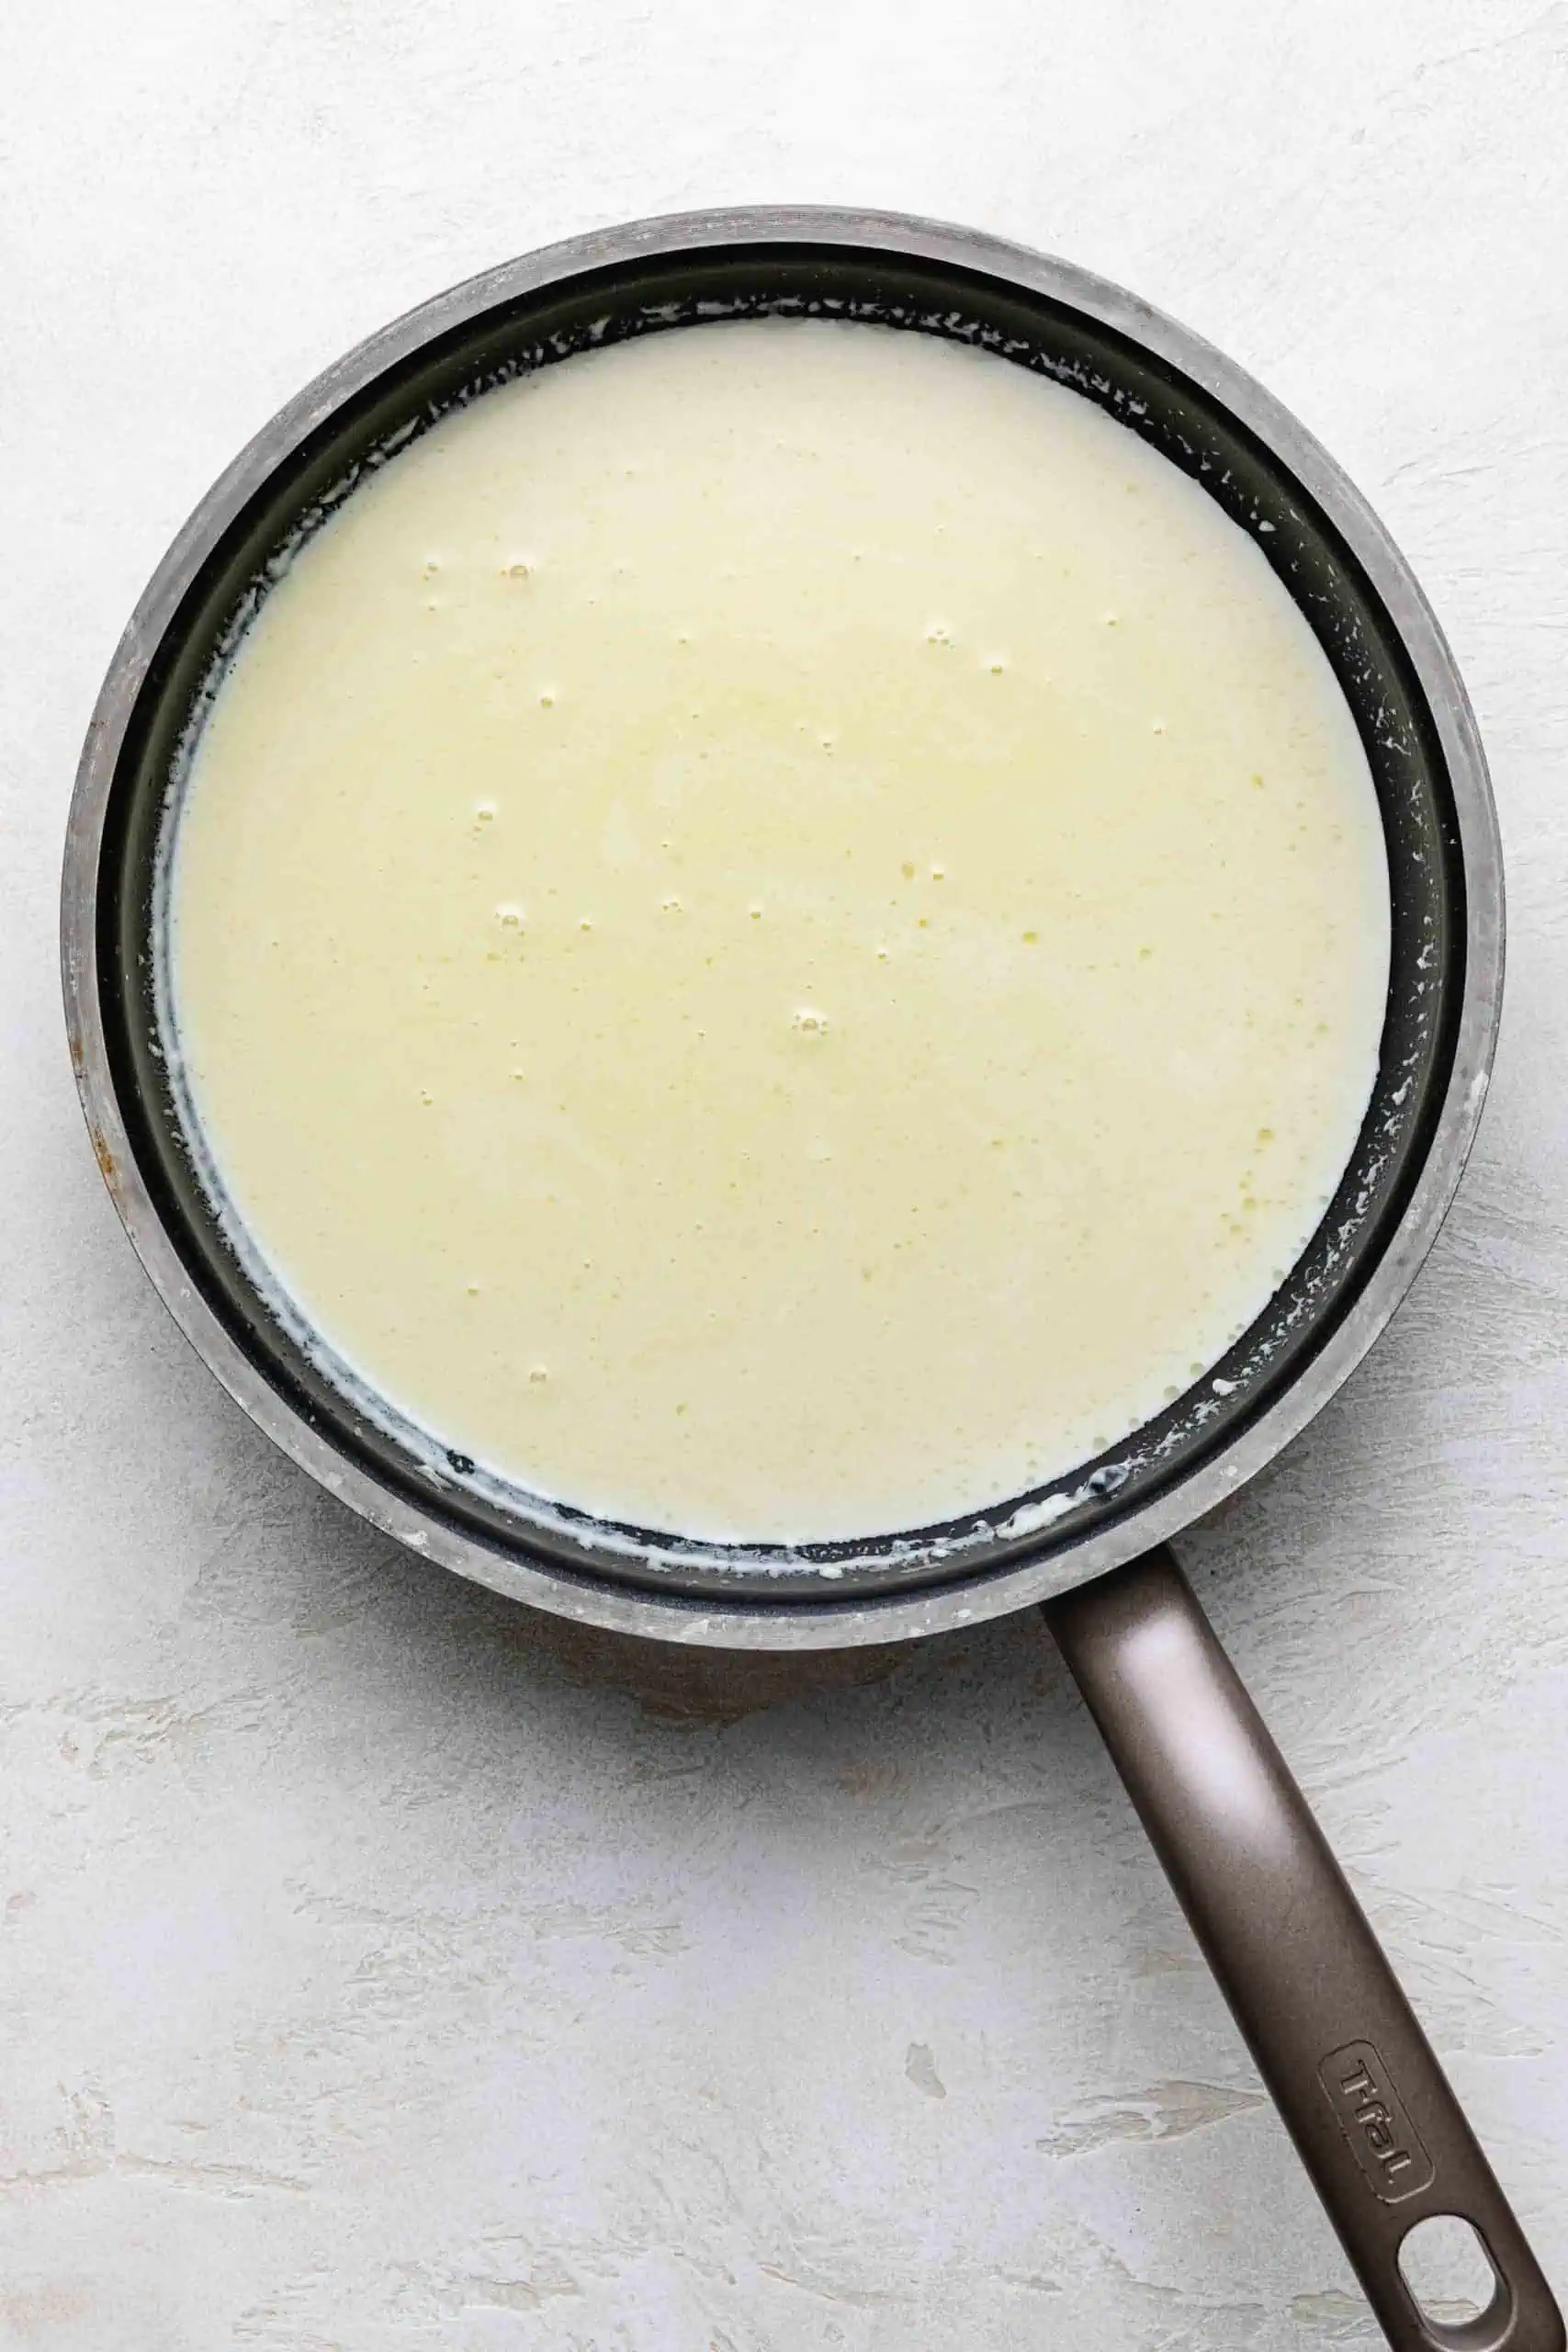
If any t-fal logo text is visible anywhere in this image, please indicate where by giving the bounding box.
[1319,2041,1435,2202]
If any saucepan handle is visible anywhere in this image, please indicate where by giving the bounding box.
[1043,1546,1562,2352]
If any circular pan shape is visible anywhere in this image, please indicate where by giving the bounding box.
[62,208,1501,1650]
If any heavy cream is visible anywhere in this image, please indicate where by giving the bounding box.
[170,318,1389,1544]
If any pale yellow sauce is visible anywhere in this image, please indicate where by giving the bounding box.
[171,319,1389,1543]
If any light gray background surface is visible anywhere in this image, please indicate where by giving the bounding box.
[5,4,1568,2346]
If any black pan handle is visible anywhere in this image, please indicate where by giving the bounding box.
[1043,1546,1562,2352]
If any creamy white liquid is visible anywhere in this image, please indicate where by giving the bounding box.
[171,318,1389,1544]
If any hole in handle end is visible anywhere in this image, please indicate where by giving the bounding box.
[1399,2214,1510,2351]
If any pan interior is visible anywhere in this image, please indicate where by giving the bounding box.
[99,242,1465,1603]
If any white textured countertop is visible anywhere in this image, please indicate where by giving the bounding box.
[5,4,1567,2345]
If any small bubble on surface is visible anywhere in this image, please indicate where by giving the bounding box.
[792,1008,829,1037]
[496,903,525,930]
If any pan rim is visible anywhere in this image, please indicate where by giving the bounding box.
[61,205,1502,1651]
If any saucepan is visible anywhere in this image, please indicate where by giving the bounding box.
[61,208,1562,2349]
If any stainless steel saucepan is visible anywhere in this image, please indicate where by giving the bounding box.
[62,208,1562,2350]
